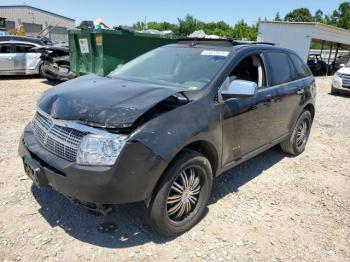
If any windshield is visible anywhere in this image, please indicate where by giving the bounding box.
[109,46,231,90]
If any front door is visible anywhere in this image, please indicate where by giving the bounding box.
[221,53,275,165]
[0,43,15,72]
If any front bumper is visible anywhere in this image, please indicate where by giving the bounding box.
[332,75,350,93]
[41,62,75,81]
[18,124,168,204]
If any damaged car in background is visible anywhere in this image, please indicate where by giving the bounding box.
[32,45,75,82]
[0,36,50,76]
[18,39,316,236]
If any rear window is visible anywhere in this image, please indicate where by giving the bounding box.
[265,52,294,86]
[0,44,11,53]
[289,53,312,79]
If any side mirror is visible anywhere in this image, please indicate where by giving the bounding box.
[220,80,258,100]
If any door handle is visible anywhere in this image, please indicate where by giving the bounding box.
[263,95,273,106]
[296,88,304,95]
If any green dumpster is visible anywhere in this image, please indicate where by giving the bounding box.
[68,28,178,77]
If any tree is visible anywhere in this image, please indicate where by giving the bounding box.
[274,12,282,21]
[334,2,350,29]
[314,9,324,23]
[147,21,178,33]
[177,14,201,36]
[231,19,257,41]
[284,8,313,22]
[133,21,146,30]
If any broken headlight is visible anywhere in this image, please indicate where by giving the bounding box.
[77,134,127,166]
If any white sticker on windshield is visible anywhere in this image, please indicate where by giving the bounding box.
[201,50,229,57]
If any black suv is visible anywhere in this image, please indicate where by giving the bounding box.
[19,40,316,236]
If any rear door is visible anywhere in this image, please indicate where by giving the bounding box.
[0,42,15,71]
[14,43,41,71]
[263,51,297,140]
[287,53,314,127]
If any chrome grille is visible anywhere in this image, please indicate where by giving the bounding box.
[32,112,88,162]
[341,73,350,88]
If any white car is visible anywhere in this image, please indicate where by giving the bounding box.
[332,63,350,94]
[0,36,46,76]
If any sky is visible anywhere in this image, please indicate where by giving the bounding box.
[0,0,346,26]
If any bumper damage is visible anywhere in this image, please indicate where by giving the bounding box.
[18,124,168,205]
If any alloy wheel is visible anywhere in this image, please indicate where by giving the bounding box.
[166,167,201,222]
[296,119,308,149]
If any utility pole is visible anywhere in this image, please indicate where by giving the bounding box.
[144,16,147,30]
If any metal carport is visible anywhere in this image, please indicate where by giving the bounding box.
[257,21,350,74]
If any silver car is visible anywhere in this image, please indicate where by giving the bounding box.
[0,39,42,75]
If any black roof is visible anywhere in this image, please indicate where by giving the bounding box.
[0,5,75,22]
[0,35,52,45]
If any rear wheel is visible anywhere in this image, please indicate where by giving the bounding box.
[39,64,45,78]
[280,110,312,156]
[146,150,213,236]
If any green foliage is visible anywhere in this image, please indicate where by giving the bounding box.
[314,9,324,23]
[133,21,146,31]
[334,2,350,29]
[274,12,282,21]
[132,2,350,40]
[284,8,313,22]
[177,14,201,36]
[133,14,257,41]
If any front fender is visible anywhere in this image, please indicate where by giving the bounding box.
[129,99,222,164]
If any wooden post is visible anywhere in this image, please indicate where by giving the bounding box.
[326,43,333,76]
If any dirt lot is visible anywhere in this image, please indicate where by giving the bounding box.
[0,76,349,261]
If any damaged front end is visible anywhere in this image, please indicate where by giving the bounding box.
[109,92,190,134]
[37,75,191,133]
[33,45,75,82]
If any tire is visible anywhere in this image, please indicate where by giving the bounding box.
[39,64,45,78]
[331,87,339,95]
[280,110,312,156]
[146,150,213,236]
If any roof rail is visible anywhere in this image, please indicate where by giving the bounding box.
[177,38,275,47]
[177,38,236,47]
[248,41,275,46]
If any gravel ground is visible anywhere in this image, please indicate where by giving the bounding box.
[0,76,349,262]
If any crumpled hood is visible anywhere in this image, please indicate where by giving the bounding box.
[38,74,185,128]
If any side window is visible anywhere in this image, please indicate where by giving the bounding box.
[265,52,293,86]
[15,44,34,53]
[0,44,11,53]
[228,54,266,88]
[289,53,312,79]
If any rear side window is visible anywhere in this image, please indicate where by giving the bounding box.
[265,52,293,86]
[289,53,312,79]
[0,44,11,53]
[15,44,34,53]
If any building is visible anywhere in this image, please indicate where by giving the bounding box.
[258,21,350,63]
[0,5,75,42]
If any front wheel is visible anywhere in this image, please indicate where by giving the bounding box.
[146,150,213,236]
[280,110,312,156]
[331,87,339,95]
